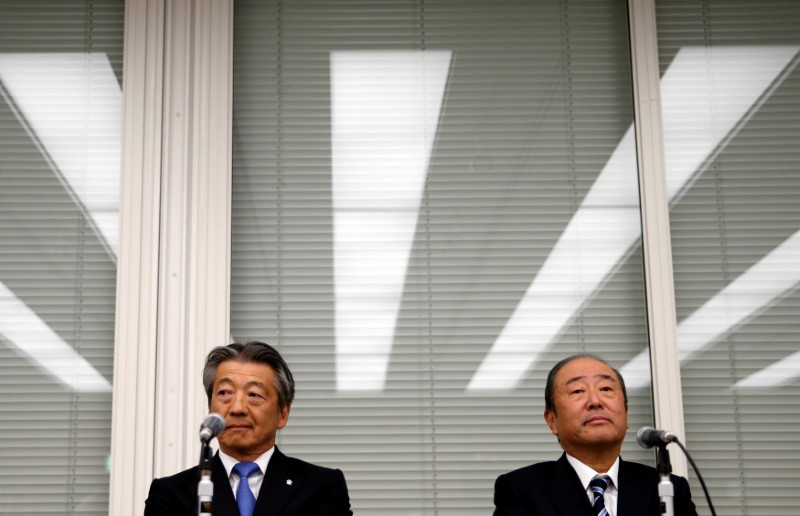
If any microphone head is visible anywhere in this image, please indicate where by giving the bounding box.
[199,413,226,442]
[636,426,660,449]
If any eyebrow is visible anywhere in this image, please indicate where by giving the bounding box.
[214,377,268,390]
[565,373,616,386]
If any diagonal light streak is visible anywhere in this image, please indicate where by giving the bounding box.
[0,280,111,392]
[0,52,121,257]
[331,50,451,391]
[624,229,800,388]
[0,53,120,393]
[736,350,800,389]
[469,45,799,390]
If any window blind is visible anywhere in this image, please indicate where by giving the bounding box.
[0,0,123,513]
[231,0,655,513]
[656,0,800,514]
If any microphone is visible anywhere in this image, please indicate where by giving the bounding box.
[637,426,677,448]
[199,413,225,443]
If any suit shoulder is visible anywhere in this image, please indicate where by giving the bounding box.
[281,453,345,476]
[145,465,200,514]
[152,464,200,484]
[496,460,559,482]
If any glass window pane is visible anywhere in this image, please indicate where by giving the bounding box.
[657,0,800,513]
[232,0,653,513]
[0,0,123,513]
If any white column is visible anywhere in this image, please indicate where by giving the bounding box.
[110,0,233,513]
[110,0,166,513]
[627,0,688,477]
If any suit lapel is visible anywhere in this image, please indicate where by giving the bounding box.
[617,458,657,515]
[545,454,594,516]
[255,447,299,516]
[211,453,238,513]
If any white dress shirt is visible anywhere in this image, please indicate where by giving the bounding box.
[566,454,620,516]
[219,447,276,501]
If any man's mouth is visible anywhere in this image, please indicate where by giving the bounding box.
[585,415,611,425]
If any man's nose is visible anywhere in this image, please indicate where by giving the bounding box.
[229,392,247,413]
[587,388,604,407]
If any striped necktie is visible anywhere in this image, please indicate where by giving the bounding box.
[589,474,611,516]
[233,461,260,516]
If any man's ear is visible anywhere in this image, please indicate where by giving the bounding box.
[544,409,557,436]
[277,403,291,430]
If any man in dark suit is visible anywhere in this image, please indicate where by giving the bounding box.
[145,341,352,516]
[493,354,697,515]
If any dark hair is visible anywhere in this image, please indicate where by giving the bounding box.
[544,354,628,412]
[203,341,295,409]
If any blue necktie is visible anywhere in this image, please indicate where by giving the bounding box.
[589,475,610,516]
[233,461,260,516]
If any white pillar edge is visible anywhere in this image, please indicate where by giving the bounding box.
[109,0,166,514]
[181,0,235,469]
[627,0,689,477]
[154,0,234,483]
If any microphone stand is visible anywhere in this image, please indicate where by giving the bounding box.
[197,440,214,516]
[655,443,675,516]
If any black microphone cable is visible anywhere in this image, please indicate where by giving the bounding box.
[670,437,716,516]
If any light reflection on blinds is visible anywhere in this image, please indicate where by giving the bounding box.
[0,281,111,392]
[331,50,452,391]
[657,0,800,513]
[0,53,121,256]
[475,44,799,391]
[232,0,654,513]
[619,44,799,388]
[0,0,122,513]
[0,51,120,393]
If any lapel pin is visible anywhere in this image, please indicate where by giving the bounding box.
[286,479,293,486]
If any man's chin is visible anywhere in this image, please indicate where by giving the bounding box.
[219,438,252,453]
[576,424,621,437]
[585,432,625,446]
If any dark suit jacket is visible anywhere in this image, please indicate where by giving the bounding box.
[493,453,697,516]
[144,447,352,516]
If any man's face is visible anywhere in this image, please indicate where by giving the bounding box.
[544,357,628,456]
[210,360,290,461]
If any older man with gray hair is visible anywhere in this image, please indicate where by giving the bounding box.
[145,341,352,516]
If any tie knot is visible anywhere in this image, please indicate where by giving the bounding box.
[589,474,610,494]
[233,461,260,479]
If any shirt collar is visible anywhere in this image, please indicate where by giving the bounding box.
[565,453,620,491]
[218,446,276,478]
